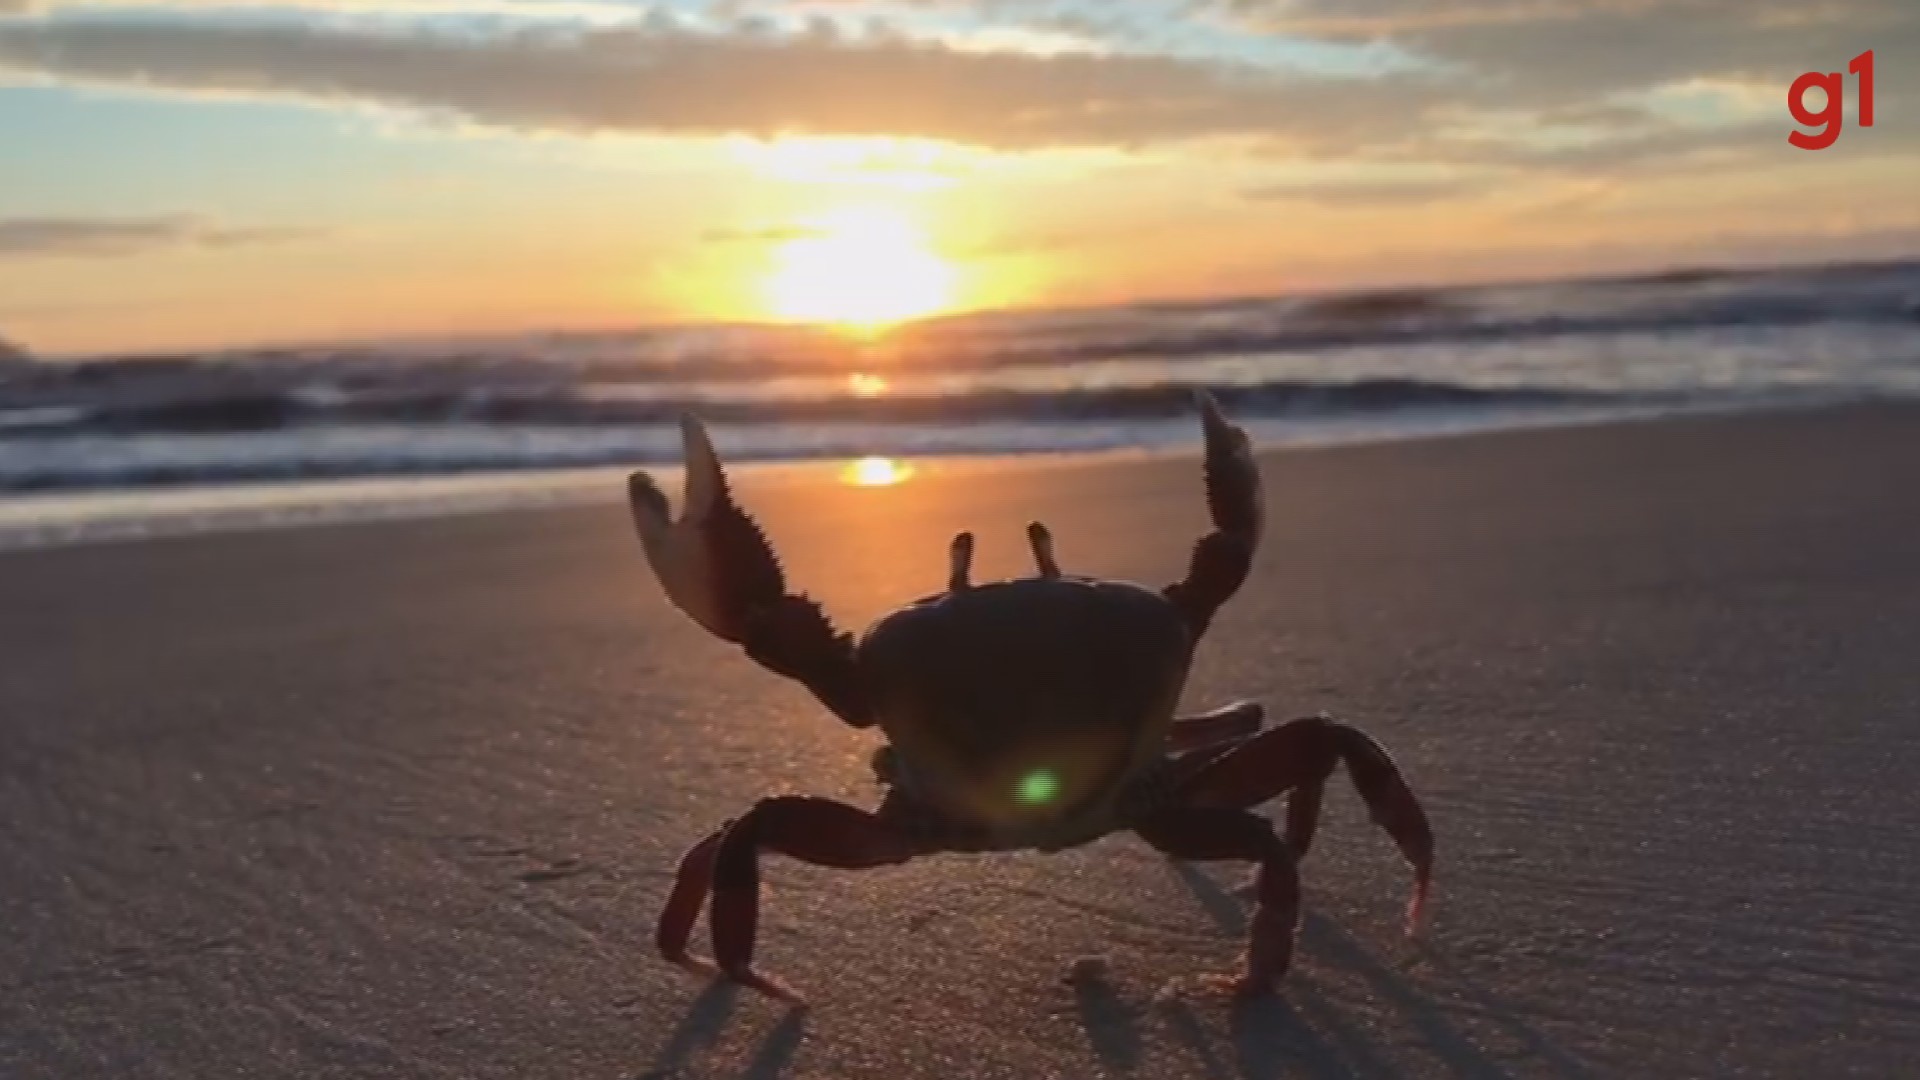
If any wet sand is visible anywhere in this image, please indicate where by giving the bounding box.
[3,402,1919,1078]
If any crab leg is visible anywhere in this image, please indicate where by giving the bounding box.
[655,829,726,977]
[1165,392,1264,641]
[701,796,918,1004]
[1134,804,1302,995]
[1167,699,1265,753]
[1173,715,1433,935]
[628,416,870,727]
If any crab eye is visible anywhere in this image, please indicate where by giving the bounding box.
[1015,768,1061,808]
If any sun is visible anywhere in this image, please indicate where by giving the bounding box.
[763,206,956,333]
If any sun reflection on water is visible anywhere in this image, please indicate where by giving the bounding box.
[842,456,915,487]
[848,371,890,398]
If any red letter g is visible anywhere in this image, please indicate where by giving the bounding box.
[1789,70,1844,150]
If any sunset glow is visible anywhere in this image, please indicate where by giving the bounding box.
[734,136,966,193]
[842,456,916,487]
[763,206,957,333]
[0,2,1912,356]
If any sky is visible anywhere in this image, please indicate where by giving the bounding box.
[0,0,1915,356]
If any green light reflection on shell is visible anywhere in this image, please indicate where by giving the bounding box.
[1015,768,1060,807]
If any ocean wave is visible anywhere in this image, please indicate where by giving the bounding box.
[2,259,1916,497]
[0,398,1709,494]
[7,260,1916,398]
[13,377,1640,436]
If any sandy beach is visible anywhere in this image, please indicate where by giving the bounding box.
[3,402,1919,1079]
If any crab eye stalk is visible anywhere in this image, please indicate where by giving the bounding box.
[949,531,975,592]
[1027,521,1062,578]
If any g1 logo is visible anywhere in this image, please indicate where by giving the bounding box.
[1789,50,1874,150]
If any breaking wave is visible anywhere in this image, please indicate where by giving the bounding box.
[2,257,1917,493]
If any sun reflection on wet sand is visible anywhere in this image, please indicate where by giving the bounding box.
[848,372,890,398]
[842,456,915,487]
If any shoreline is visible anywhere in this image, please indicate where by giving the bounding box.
[0,394,1882,554]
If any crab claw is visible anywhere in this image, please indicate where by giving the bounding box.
[1165,392,1264,638]
[628,415,787,644]
[629,416,871,727]
[1196,389,1262,546]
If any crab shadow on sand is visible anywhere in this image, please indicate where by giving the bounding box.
[636,862,1595,1080]
[1064,862,1598,1080]
[639,981,806,1080]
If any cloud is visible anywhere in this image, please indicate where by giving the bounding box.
[1223,0,1919,104]
[3,0,627,14]
[0,15,1440,150]
[1243,171,1488,206]
[0,217,315,258]
[0,2,1911,176]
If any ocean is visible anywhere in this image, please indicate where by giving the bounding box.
[2,258,1915,546]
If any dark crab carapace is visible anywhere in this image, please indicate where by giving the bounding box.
[627,393,1434,1004]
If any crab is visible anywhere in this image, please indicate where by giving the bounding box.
[626,392,1433,1005]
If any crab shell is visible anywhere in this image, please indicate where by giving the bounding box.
[628,412,1445,1002]
[858,576,1192,850]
